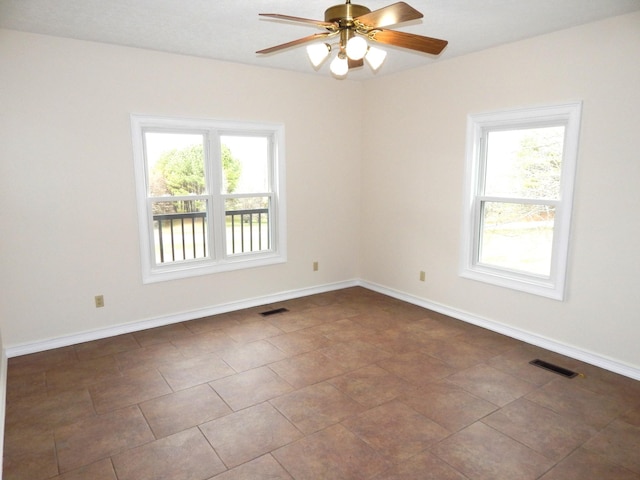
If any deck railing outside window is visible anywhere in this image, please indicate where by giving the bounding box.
[153,208,269,263]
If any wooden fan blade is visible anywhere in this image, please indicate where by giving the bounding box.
[256,32,335,54]
[355,2,423,29]
[369,29,447,55]
[348,58,365,69]
[259,13,337,29]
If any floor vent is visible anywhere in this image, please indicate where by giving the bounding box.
[529,359,578,378]
[260,307,289,317]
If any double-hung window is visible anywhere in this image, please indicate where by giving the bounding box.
[460,102,581,300]
[131,115,286,283]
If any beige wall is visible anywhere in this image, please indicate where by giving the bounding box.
[0,30,363,346]
[1,11,639,373]
[360,12,640,370]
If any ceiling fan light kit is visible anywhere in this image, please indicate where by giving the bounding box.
[257,1,448,79]
[306,43,332,68]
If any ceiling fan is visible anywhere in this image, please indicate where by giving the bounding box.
[256,1,448,78]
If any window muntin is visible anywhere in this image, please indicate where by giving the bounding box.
[132,115,286,283]
[461,103,581,300]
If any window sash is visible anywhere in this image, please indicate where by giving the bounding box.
[222,193,274,257]
[147,195,213,267]
[474,198,558,278]
[131,115,286,283]
[460,102,581,300]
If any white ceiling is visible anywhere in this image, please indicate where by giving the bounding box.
[1,0,639,80]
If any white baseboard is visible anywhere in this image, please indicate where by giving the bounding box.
[5,280,359,358]
[361,280,640,381]
[5,278,639,381]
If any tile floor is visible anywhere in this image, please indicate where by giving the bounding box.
[4,287,640,479]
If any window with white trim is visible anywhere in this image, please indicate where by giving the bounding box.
[460,102,581,300]
[131,115,286,283]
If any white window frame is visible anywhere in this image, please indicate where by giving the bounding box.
[131,114,286,283]
[460,102,582,300]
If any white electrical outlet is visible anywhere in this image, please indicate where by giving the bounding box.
[419,271,426,282]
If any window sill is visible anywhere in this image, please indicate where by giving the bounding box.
[459,266,564,300]
[143,253,286,284]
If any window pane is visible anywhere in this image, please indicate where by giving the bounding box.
[152,200,209,264]
[144,132,206,196]
[485,126,564,199]
[225,196,270,255]
[220,136,269,194]
[479,201,555,276]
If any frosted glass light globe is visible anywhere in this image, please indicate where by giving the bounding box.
[330,55,349,77]
[346,36,368,60]
[365,46,387,72]
[306,43,330,68]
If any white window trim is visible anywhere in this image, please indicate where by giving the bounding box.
[460,102,582,300]
[131,114,287,283]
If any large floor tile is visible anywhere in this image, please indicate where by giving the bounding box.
[2,428,58,480]
[222,320,283,343]
[5,387,95,431]
[54,405,154,473]
[170,330,238,358]
[320,339,392,370]
[218,340,288,372]
[371,450,468,480]
[482,397,597,461]
[7,346,77,377]
[112,428,226,480]
[89,368,172,413]
[132,323,194,347]
[114,342,186,371]
[73,334,140,361]
[268,350,347,388]
[400,381,497,433]
[266,329,332,355]
[271,382,364,434]
[446,363,536,406]
[328,364,411,408]
[273,424,392,480]
[200,402,302,468]
[45,355,121,392]
[540,448,640,480]
[582,419,640,474]
[210,454,293,480]
[526,376,630,429]
[139,383,231,438]
[158,353,235,391]
[431,422,554,480]
[49,458,118,480]
[263,310,327,333]
[210,366,294,411]
[343,400,449,462]
[377,351,457,385]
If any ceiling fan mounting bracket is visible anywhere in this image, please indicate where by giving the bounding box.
[324,3,371,25]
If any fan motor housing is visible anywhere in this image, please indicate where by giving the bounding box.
[324,3,370,24]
